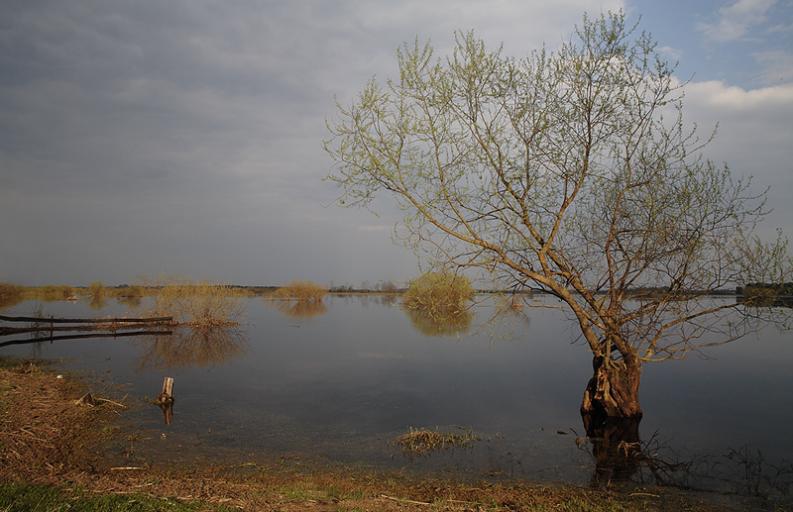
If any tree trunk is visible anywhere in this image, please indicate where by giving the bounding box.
[580,355,642,421]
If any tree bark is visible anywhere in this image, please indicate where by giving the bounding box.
[580,355,643,420]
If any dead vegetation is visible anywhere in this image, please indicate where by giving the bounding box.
[395,427,479,455]
[0,360,125,480]
[0,284,77,309]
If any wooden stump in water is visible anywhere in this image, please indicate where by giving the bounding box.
[158,377,174,403]
[156,377,174,425]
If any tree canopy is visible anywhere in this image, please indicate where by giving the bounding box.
[326,12,791,419]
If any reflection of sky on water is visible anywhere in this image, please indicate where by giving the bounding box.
[1,295,792,493]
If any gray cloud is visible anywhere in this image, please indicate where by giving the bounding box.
[2,0,790,286]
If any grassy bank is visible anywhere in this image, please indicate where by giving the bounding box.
[0,483,235,512]
[0,358,766,511]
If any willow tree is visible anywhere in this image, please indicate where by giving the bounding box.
[326,13,790,426]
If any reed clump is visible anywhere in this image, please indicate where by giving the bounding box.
[0,283,24,309]
[150,281,242,329]
[88,281,107,309]
[272,281,327,302]
[21,285,77,302]
[395,427,479,455]
[88,281,105,301]
[403,272,473,316]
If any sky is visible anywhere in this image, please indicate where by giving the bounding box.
[1,0,791,286]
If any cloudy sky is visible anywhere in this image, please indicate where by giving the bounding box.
[1,0,791,286]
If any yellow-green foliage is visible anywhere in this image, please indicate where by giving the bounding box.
[403,272,473,316]
[273,281,327,302]
[150,281,242,329]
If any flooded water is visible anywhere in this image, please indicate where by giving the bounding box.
[2,294,792,498]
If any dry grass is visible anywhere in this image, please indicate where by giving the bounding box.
[0,283,23,310]
[88,281,105,301]
[272,281,327,302]
[149,281,242,329]
[0,361,125,480]
[403,272,473,316]
[0,285,77,305]
[395,427,479,455]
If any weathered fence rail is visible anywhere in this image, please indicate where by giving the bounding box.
[0,330,173,348]
[0,314,175,344]
[0,314,172,324]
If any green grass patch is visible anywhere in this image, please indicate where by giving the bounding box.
[0,483,232,512]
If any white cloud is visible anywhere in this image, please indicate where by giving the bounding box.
[686,80,793,109]
[698,0,776,42]
[681,79,793,238]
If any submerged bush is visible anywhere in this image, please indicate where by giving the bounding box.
[88,281,106,309]
[272,281,327,302]
[150,281,242,329]
[403,272,473,316]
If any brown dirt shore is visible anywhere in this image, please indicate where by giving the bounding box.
[0,359,766,511]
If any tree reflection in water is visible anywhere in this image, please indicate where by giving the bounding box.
[404,307,473,337]
[137,327,246,370]
[577,416,793,502]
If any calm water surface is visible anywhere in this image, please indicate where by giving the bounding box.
[2,294,792,497]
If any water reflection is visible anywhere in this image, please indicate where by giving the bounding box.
[403,307,473,337]
[136,327,246,369]
[738,295,793,308]
[89,295,107,310]
[272,300,328,319]
[582,416,643,486]
[2,295,792,506]
[576,418,793,501]
[116,295,142,309]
